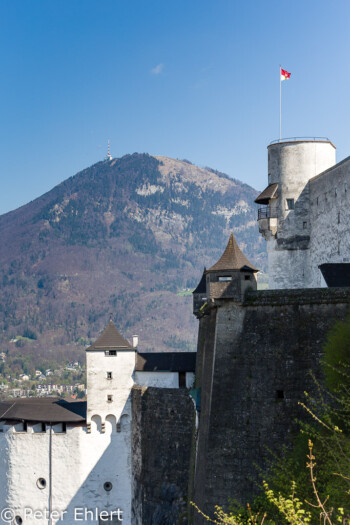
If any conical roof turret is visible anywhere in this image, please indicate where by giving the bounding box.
[207,233,258,273]
[86,320,133,350]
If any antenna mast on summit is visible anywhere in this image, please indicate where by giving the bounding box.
[106,139,113,161]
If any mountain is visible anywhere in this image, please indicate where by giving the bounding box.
[0,153,266,372]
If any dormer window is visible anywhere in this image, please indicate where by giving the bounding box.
[218,276,232,282]
[15,421,27,433]
[286,199,294,210]
[105,350,117,356]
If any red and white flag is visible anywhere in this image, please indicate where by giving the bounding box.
[281,68,291,81]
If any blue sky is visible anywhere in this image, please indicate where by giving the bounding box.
[1,0,350,214]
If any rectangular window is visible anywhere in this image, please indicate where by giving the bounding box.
[179,371,186,388]
[345,183,348,193]
[303,221,307,229]
[316,196,319,206]
[105,350,117,356]
[335,188,338,197]
[244,275,251,281]
[286,199,294,210]
[218,276,232,282]
[107,372,112,380]
[338,212,341,224]
[107,395,113,403]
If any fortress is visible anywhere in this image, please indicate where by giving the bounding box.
[256,138,350,289]
[1,139,350,524]
[0,324,196,524]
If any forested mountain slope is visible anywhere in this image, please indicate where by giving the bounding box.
[0,154,266,371]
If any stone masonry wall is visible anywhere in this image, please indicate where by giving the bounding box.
[266,141,335,289]
[309,156,350,287]
[191,288,350,524]
[132,386,195,525]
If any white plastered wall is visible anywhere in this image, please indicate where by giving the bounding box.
[134,371,195,389]
[86,349,135,422]
[0,418,132,525]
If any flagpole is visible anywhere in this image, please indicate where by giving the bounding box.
[279,65,282,140]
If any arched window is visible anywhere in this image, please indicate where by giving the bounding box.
[91,414,102,432]
[105,414,117,433]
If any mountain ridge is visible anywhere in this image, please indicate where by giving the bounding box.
[0,153,266,373]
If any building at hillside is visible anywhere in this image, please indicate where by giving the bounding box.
[3,137,350,525]
[255,138,350,289]
[0,322,196,525]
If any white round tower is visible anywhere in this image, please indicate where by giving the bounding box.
[256,139,336,289]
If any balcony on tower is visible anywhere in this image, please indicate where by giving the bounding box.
[255,183,278,239]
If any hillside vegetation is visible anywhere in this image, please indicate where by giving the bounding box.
[0,153,266,371]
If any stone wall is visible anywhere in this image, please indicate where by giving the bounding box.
[265,141,335,289]
[261,144,350,290]
[191,288,350,524]
[132,386,195,524]
[267,241,311,289]
[309,156,350,287]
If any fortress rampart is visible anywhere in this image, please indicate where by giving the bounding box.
[309,156,350,286]
[191,287,350,523]
[132,386,194,524]
[255,139,350,289]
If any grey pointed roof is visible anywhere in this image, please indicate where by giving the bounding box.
[86,320,133,351]
[207,233,258,273]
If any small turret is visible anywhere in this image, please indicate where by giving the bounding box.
[193,234,258,317]
[206,233,258,302]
